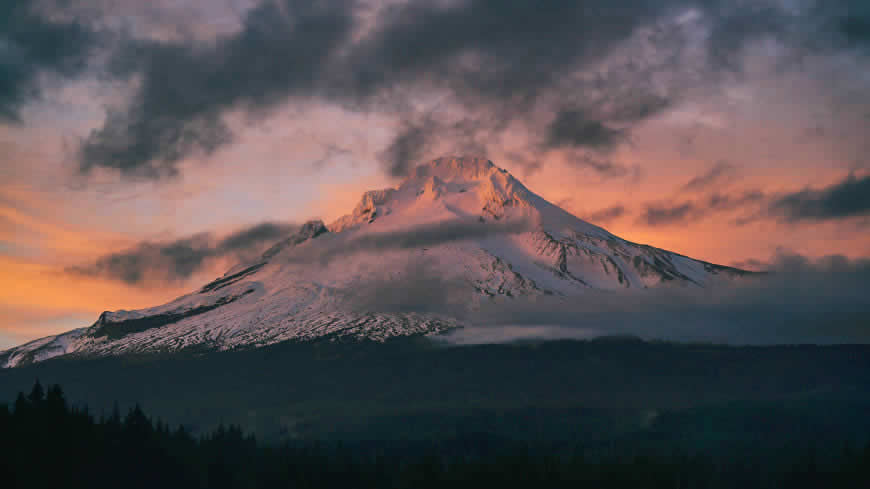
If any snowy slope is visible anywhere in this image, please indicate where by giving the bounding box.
[1,157,750,368]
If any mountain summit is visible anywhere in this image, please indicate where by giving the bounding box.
[2,157,748,367]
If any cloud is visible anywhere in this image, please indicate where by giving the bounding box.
[377,115,493,177]
[14,0,860,182]
[341,256,465,315]
[767,174,870,222]
[838,13,870,46]
[282,216,538,266]
[638,201,697,226]
[323,246,870,346]
[440,252,870,345]
[707,190,765,210]
[51,0,256,43]
[638,190,765,226]
[729,257,770,272]
[0,0,96,121]
[681,161,736,191]
[78,0,357,178]
[377,119,437,178]
[545,110,627,150]
[582,205,627,224]
[217,222,295,254]
[563,154,643,180]
[703,2,791,71]
[68,0,745,179]
[67,221,296,285]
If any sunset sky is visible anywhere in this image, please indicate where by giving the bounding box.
[2,0,869,349]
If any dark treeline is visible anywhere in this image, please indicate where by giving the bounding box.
[2,381,870,488]
[4,339,870,443]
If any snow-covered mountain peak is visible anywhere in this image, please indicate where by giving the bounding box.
[406,156,501,182]
[401,156,530,205]
[1,156,754,368]
[330,156,531,232]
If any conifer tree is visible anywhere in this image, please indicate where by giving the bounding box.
[27,379,44,404]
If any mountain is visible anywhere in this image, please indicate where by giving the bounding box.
[1,157,750,368]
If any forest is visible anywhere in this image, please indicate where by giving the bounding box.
[3,380,870,489]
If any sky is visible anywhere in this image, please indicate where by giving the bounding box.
[1,0,869,349]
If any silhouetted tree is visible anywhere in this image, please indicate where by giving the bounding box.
[27,379,44,403]
[45,384,66,412]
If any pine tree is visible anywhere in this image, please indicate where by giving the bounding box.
[46,384,67,413]
[27,379,44,404]
[14,391,28,414]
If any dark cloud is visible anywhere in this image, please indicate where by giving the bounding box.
[70,213,534,289]
[703,2,792,71]
[567,155,643,180]
[217,222,296,255]
[0,0,96,121]
[377,115,492,177]
[639,201,697,226]
[545,110,626,150]
[681,161,736,191]
[78,0,356,178]
[331,248,870,346]
[540,97,672,161]
[342,256,464,315]
[377,119,436,178]
[707,190,765,210]
[838,14,870,46]
[73,0,697,178]
[639,190,765,226]
[281,216,537,266]
[68,221,296,285]
[441,252,870,345]
[67,234,212,285]
[344,0,670,102]
[344,217,534,253]
[582,205,627,224]
[768,174,870,222]
[50,0,870,179]
[351,0,678,172]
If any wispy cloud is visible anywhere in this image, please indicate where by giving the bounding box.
[767,174,870,222]
[582,205,627,225]
[638,190,766,226]
[681,161,736,191]
[281,216,538,266]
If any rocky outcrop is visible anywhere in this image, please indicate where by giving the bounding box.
[329,189,396,232]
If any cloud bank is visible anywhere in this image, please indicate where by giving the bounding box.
[67,221,297,285]
[345,251,870,346]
